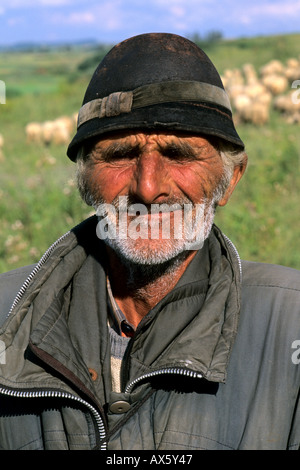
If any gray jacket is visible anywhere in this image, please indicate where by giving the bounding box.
[0,216,299,450]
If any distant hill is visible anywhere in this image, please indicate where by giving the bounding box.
[0,39,98,52]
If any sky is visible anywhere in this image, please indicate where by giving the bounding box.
[0,0,300,46]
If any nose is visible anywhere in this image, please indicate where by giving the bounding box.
[130,151,171,204]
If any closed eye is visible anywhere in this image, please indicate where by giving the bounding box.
[93,143,140,163]
[109,144,140,161]
[159,143,198,162]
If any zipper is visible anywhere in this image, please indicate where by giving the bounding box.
[123,235,240,395]
[0,385,107,450]
[125,367,203,394]
[223,234,242,281]
[4,226,239,445]
[7,231,71,318]
[3,230,108,448]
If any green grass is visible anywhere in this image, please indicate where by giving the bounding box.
[0,35,299,272]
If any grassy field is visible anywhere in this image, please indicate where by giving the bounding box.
[0,34,299,272]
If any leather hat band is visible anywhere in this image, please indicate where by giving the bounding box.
[77,80,231,128]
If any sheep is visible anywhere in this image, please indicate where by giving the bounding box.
[231,79,272,126]
[54,116,74,134]
[233,94,252,114]
[51,118,71,145]
[248,101,270,125]
[222,68,244,96]
[233,97,270,125]
[41,121,55,146]
[273,91,300,116]
[284,58,300,82]
[222,57,300,126]
[25,122,43,144]
[225,84,245,101]
[287,58,299,68]
[261,74,288,95]
[273,94,291,113]
[232,88,271,126]
[260,59,284,76]
[41,119,71,146]
[244,83,269,100]
[25,114,76,146]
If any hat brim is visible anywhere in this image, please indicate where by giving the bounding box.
[67,101,244,161]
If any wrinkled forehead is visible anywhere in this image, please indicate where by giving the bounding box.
[90,130,221,153]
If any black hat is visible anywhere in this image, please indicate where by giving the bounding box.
[67,32,244,161]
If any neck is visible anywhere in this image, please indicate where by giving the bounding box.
[106,247,197,329]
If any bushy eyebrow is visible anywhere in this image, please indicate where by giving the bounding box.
[92,139,207,161]
[93,142,140,161]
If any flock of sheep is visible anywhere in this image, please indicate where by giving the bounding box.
[0,56,299,161]
[0,113,77,161]
[222,56,300,125]
[24,113,78,147]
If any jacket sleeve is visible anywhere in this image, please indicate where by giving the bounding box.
[0,265,36,327]
[241,260,300,450]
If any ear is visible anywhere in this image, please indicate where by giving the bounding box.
[217,154,248,207]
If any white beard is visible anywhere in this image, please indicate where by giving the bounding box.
[95,195,217,266]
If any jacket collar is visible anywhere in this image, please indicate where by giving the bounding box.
[0,216,241,394]
[124,224,241,385]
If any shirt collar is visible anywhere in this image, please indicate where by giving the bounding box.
[106,276,135,337]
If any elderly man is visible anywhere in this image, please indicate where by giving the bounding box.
[0,33,299,451]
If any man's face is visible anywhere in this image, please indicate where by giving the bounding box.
[78,131,238,265]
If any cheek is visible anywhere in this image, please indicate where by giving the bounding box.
[85,164,134,201]
[171,163,224,201]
